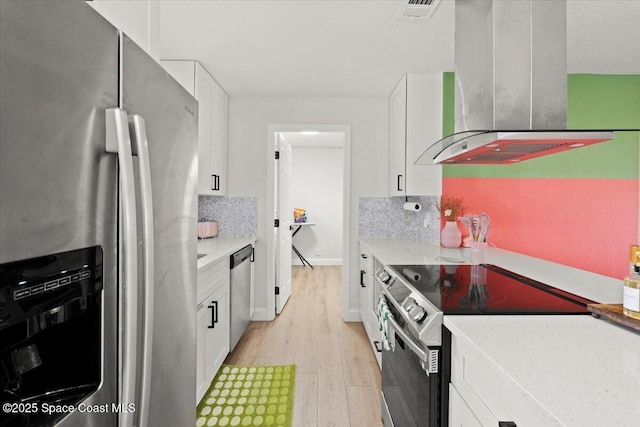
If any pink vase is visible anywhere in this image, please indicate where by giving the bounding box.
[441,221,462,248]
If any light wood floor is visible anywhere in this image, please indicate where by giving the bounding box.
[225,265,383,427]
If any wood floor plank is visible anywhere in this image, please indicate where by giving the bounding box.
[295,317,319,374]
[339,323,375,386]
[224,327,265,365]
[248,356,272,366]
[317,373,350,427]
[346,386,384,427]
[260,304,298,361]
[318,333,345,384]
[366,362,382,408]
[317,333,350,427]
[293,373,318,427]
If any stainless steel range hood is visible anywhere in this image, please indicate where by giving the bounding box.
[416,0,618,165]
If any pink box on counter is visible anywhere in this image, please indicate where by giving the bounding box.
[198,221,218,239]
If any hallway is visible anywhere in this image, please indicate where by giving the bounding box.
[225,266,382,427]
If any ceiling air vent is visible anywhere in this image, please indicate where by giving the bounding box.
[402,0,441,19]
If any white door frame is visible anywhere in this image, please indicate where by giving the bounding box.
[275,133,293,313]
[266,124,352,320]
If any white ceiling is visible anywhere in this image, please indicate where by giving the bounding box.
[159,0,640,97]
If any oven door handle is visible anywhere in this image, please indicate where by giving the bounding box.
[387,316,427,362]
[387,317,439,375]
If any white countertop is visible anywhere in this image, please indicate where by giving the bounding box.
[197,237,256,270]
[359,238,639,426]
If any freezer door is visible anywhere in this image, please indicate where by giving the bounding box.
[0,1,119,426]
[121,35,199,427]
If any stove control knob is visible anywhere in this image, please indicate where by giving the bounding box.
[379,271,391,283]
[401,297,417,311]
[409,306,428,323]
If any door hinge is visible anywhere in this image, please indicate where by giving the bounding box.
[275,151,280,159]
[274,219,279,228]
[275,286,280,295]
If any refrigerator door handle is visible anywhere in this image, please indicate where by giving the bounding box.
[105,108,138,427]
[129,114,155,427]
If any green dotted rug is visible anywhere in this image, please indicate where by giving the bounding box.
[196,364,296,427]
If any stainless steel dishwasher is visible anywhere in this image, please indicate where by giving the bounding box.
[230,244,253,351]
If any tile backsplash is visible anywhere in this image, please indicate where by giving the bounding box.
[359,197,439,243]
[199,196,257,238]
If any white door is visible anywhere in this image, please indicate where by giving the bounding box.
[275,134,293,313]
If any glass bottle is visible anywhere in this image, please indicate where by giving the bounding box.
[623,246,640,320]
[630,245,640,274]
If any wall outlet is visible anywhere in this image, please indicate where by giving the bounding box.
[424,217,429,227]
[315,248,320,257]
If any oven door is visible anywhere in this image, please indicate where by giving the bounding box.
[382,317,441,426]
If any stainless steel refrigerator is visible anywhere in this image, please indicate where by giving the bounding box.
[0,2,197,427]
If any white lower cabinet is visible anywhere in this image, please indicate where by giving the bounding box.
[359,246,382,368]
[449,383,483,427]
[449,331,551,427]
[196,258,230,403]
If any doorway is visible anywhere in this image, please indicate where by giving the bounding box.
[266,125,351,319]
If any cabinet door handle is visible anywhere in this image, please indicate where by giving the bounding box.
[212,174,220,191]
[360,270,366,287]
[498,422,517,427]
[397,174,403,192]
[373,341,382,353]
[208,301,218,328]
[211,174,220,191]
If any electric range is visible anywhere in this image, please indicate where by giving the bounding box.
[377,263,594,427]
[379,263,593,345]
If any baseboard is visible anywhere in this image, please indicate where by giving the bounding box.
[291,258,343,266]
[343,308,362,322]
[251,307,274,321]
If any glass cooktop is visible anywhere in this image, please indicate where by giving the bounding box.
[387,264,593,315]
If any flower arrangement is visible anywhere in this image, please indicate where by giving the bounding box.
[437,195,466,222]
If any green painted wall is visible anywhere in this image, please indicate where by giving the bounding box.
[442,74,640,179]
[442,71,455,138]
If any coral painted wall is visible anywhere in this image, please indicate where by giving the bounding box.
[442,74,640,279]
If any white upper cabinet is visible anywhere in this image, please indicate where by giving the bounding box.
[210,81,228,195]
[388,74,442,197]
[161,60,228,196]
[389,76,408,197]
[89,0,160,60]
